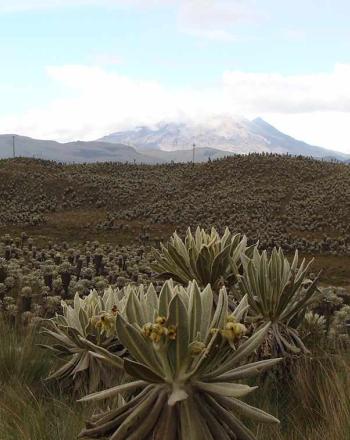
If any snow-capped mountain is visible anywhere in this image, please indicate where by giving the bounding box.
[99,115,350,160]
[1,116,349,163]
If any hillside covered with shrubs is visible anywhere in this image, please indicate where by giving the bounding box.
[1,154,350,257]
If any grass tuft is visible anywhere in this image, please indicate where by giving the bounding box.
[255,353,350,440]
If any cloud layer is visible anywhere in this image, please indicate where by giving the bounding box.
[1,63,350,153]
[223,64,350,113]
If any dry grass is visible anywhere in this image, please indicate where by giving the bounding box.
[0,320,87,440]
[0,211,175,247]
[255,353,350,440]
[0,383,86,440]
[0,322,349,439]
[304,254,350,286]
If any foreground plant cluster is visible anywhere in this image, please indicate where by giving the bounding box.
[1,154,350,255]
[1,226,350,439]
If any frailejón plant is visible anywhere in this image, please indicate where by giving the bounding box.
[152,227,250,290]
[79,280,280,440]
[238,247,320,355]
[42,289,125,394]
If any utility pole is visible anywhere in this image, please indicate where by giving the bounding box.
[12,135,16,158]
[192,142,196,166]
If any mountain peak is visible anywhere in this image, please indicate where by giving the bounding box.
[252,116,269,125]
[98,115,349,160]
[1,116,349,163]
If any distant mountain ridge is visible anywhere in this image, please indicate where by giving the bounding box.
[99,116,350,161]
[0,116,349,163]
[0,134,233,164]
[0,135,159,164]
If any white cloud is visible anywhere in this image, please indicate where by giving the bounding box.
[222,64,350,113]
[179,0,257,29]
[178,0,260,41]
[1,63,350,153]
[0,65,224,141]
[262,112,350,155]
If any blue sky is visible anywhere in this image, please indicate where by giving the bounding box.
[0,0,350,153]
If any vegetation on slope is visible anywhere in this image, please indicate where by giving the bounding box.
[1,154,350,257]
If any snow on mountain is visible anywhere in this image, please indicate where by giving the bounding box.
[99,115,350,160]
[1,116,349,163]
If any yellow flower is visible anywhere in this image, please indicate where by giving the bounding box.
[221,322,247,342]
[155,316,167,326]
[152,323,166,336]
[97,313,116,336]
[142,323,153,337]
[232,323,247,337]
[167,325,177,340]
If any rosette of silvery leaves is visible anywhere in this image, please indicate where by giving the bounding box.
[79,280,280,440]
[42,288,126,394]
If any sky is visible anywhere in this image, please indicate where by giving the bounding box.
[0,0,350,153]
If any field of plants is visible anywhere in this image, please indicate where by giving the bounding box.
[0,154,350,439]
[1,154,350,256]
